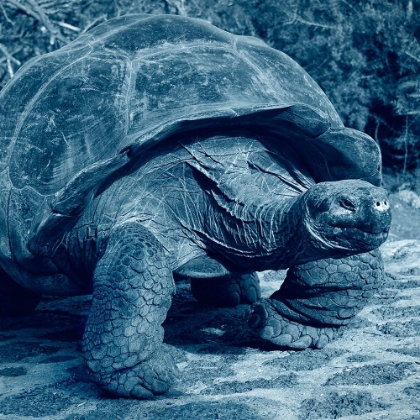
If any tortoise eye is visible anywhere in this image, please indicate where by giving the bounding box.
[339,198,357,211]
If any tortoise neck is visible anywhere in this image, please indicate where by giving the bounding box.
[258,193,311,269]
[251,191,334,270]
[201,194,304,270]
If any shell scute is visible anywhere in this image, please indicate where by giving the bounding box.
[234,38,342,126]
[128,45,276,136]
[0,45,92,173]
[8,51,132,195]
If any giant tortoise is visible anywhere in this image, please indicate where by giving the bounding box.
[0,14,391,398]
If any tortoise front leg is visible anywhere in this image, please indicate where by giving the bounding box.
[249,249,383,349]
[82,222,177,398]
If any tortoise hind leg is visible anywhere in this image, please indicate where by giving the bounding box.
[249,249,383,349]
[82,222,177,398]
[0,266,40,316]
[189,273,261,307]
[174,256,260,307]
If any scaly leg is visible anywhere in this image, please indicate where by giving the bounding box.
[249,249,383,349]
[82,222,177,398]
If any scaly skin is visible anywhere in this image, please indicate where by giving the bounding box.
[82,222,177,398]
[249,249,383,349]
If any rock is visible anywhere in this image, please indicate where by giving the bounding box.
[381,239,420,276]
[397,190,420,209]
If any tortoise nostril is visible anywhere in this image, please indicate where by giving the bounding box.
[374,199,390,212]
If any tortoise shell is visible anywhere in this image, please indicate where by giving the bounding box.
[0,14,381,263]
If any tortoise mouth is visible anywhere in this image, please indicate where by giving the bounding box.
[358,227,390,235]
[308,223,390,253]
[339,226,389,249]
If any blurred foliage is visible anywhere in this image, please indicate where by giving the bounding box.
[0,0,419,173]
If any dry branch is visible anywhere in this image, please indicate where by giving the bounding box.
[0,43,21,77]
[5,0,69,44]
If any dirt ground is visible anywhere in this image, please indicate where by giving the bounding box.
[0,189,419,420]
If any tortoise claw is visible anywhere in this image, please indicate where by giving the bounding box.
[249,298,338,350]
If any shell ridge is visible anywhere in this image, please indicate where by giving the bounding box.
[235,44,279,101]
[0,54,44,98]
[0,47,92,173]
[123,58,136,138]
[131,43,239,62]
[9,47,133,194]
[311,126,382,184]
[85,15,154,49]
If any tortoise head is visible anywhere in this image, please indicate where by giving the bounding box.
[302,179,391,255]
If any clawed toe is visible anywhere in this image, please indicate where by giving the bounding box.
[249,299,338,350]
[96,347,178,399]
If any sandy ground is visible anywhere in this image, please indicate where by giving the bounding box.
[0,190,419,420]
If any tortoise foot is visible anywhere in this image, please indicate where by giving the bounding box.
[249,298,338,349]
[93,346,178,399]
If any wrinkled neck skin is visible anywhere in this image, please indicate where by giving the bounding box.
[285,194,357,267]
[198,192,309,271]
[203,190,362,272]
[256,193,357,270]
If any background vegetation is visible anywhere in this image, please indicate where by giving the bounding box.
[1,0,419,177]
